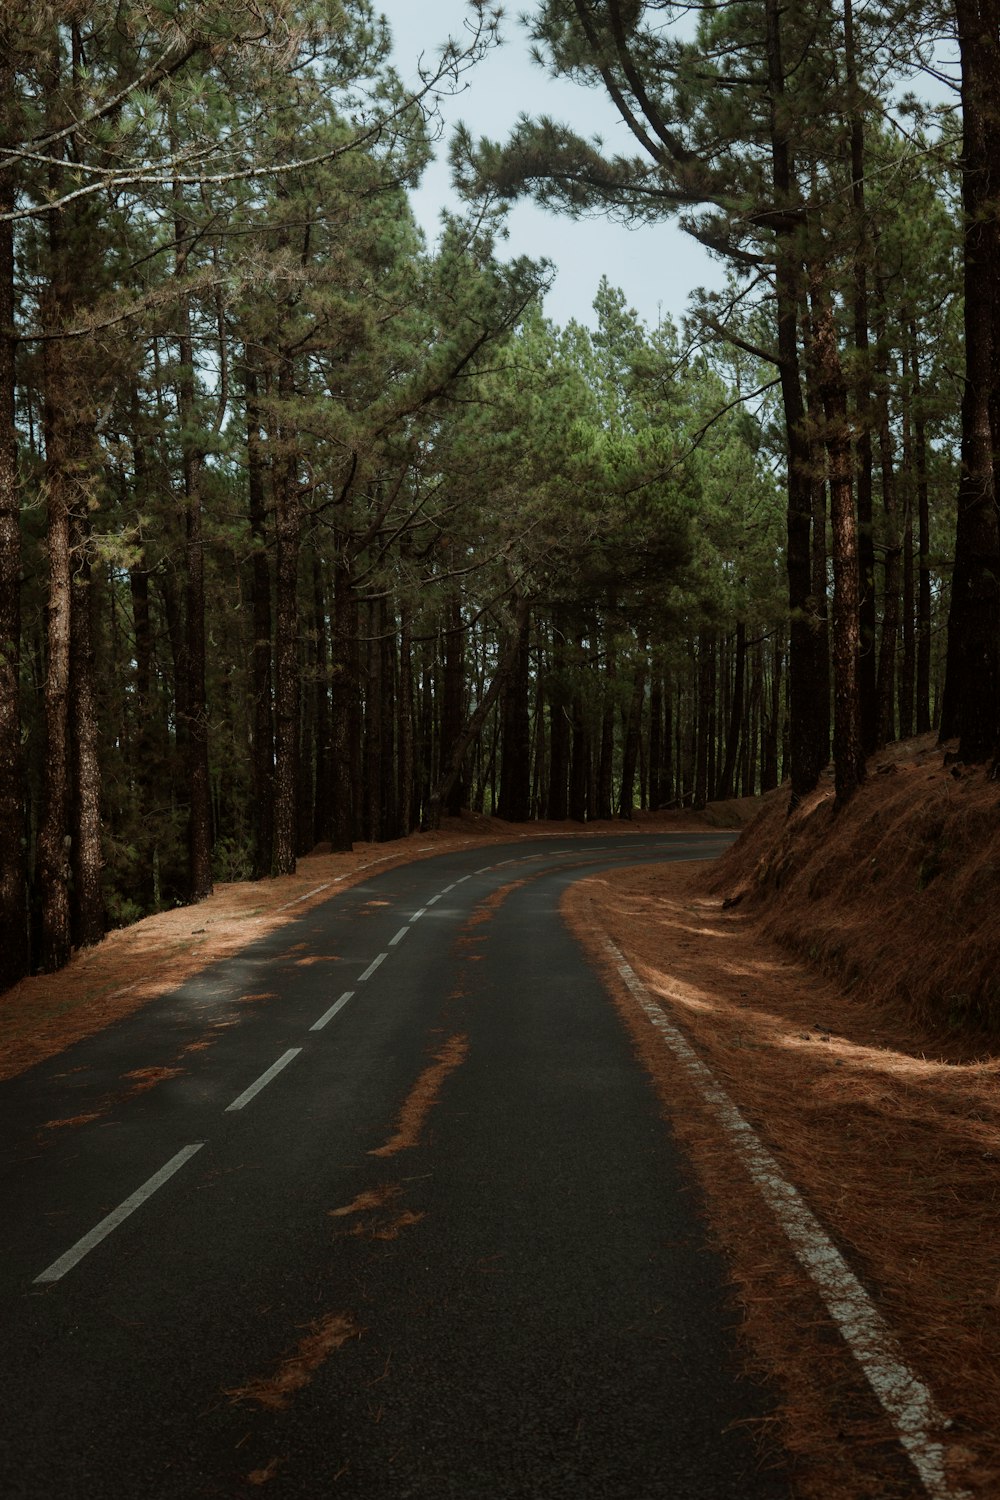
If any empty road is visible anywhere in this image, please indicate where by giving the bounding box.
[0,832,789,1498]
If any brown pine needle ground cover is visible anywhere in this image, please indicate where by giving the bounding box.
[566,785,1000,1496]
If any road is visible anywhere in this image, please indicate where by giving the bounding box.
[0,833,789,1498]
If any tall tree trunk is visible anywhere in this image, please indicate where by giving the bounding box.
[547,614,570,820]
[174,213,212,900]
[844,0,879,754]
[0,113,27,987]
[398,600,415,836]
[245,367,274,876]
[874,369,902,748]
[716,621,746,801]
[910,325,933,734]
[271,359,301,873]
[498,607,531,822]
[440,590,466,817]
[765,0,827,806]
[69,511,104,948]
[312,560,332,845]
[813,290,865,803]
[36,202,75,972]
[941,0,1000,759]
[363,597,383,843]
[618,652,645,819]
[330,550,355,852]
[693,631,712,810]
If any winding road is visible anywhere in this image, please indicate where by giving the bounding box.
[0,832,789,1498]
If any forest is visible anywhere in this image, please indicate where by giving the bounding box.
[0,0,993,992]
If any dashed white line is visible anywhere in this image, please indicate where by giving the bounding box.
[441,883,456,894]
[454,875,471,884]
[474,866,493,875]
[309,991,355,1031]
[409,908,426,923]
[34,1143,206,1284]
[357,952,388,983]
[389,926,409,946]
[425,893,442,906]
[224,1049,302,1112]
[605,939,968,1500]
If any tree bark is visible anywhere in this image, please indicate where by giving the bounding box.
[765,0,827,806]
[941,0,1000,759]
[0,110,27,988]
[813,291,865,803]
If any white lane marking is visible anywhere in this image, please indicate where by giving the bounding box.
[310,991,355,1031]
[474,866,493,874]
[389,927,409,947]
[357,952,387,982]
[605,939,968,1500]
[225,1049,302,1112]
[454,875,471,884]
[409,908,426,924]
[425,893,442,906]
[441,883,456,894]
[34,1143,205,1284]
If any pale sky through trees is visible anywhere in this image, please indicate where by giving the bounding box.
[378,0,726,330]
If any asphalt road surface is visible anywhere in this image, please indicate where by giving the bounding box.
[0,833,790,1499]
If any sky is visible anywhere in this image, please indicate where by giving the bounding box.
[375,1,726,332]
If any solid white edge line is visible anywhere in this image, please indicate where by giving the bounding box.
[604,939,968,1500]
[357,952,387,983]
[224,1048,302,1112]
[309,991,355,1031]
[389,927,409,946]
[34,1142,205,1284]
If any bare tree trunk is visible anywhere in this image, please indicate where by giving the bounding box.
[0,117,27,987]
[910,325,933,734]
[174,210,212,900]
[941,0,1000,759]
[271,359,301,874]
[69,511,104,948]
[245,366,274,876]
[765,0,827,806]
[330,550,355,852]
[398,600,415,836]
[813,291,865,803]
[844,0,878,755]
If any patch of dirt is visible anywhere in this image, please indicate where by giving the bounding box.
[566,861,997,1498]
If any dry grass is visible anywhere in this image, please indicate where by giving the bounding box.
[568,861,1000,1497]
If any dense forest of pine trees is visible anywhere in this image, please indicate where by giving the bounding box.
[0,0,992,991]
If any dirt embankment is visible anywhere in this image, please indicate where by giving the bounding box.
[716,732,1000,1038]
